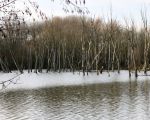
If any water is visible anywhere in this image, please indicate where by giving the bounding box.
[0,79,150,120]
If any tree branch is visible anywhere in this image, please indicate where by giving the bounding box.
[0,73,22,89]
[0,0,18,9]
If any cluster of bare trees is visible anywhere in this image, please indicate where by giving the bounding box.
[0,0,88,89]
[0,0,47,74]
[0,15,150,77]
[1,1,150,78]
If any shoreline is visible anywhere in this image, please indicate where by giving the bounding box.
[0,70,150,92]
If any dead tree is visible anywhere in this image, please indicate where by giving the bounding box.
[141,10,149,74]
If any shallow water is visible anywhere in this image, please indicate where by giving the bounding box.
[0,79,150,120]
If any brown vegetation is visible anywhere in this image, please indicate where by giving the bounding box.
[0,15,149,77]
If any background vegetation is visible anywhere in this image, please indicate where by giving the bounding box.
[0,14,150,76]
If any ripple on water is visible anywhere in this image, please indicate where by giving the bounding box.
[0,80,150,120]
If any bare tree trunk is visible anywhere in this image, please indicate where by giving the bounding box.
[86,41,91,75]
[141,10,149,75]
[112,49,115,72]
[128,47,131,78]
[58,46,61,73]
[34,52,38,73]
[10,50,23,73]
[108,42,111,76]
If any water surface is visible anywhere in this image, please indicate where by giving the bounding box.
[0,79,150,120]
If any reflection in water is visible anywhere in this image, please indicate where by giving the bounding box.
[0,80,150,120]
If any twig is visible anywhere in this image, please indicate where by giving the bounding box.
[0,73,22,90]
[0,0,18,9]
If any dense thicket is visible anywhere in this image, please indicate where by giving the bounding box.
[0,15,149,75]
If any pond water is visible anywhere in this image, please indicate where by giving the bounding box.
[0,79,150,120]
